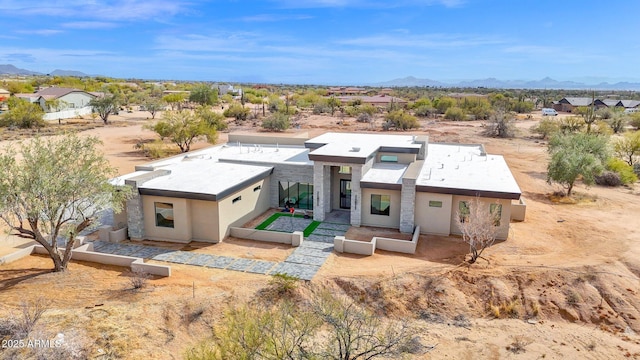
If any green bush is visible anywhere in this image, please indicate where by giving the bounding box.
[262,113,290,132]
[223,103,250,121]
[414,105,435,117]
[383,110,419,130]
[444,107,465,121]
[606,158,638,184]
[629,113,640,130]
[531,118,560,139]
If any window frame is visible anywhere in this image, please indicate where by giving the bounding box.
[370,194,391,216]
[490,203,502,226]
[428,200,443,208]
[458,201,470,223]
[154,202,175,228]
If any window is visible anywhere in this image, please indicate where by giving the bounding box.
[380,155,398,163]
[232,196,242,203]
[155,202,174,228]
[371,194,390,216]
[253,185,261,192]
[490,204,502,226]
[278,181,314,210]
[459,201,470,223]
[339,166,351,174]
[429,200,443,208]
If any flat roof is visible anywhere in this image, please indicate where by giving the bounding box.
[136,143,311,171]
[138,160,273,201]
[360,163,408,190]
[416,143,521,199]
[306,132,422,163]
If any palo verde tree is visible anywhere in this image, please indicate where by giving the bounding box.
[143,97,166,119]
[146,110,217,152]
[89,94,119,124]
[613,131,640,166]
[455,198,501,264]
[0,98,45,128]
[189,84,218,106]
[547,132,609,196]
[0,134,130,272]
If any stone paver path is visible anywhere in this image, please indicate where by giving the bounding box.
[90,215,350,281]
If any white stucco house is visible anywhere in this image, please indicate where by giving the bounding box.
[14,87,100,120]
[114,132,525,246]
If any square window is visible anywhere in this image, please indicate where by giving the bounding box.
[155,202,174,228]
[490,204,502,226]
[459,201,470,223]
[380,155,398,163]
[428,200,443,208]
[371,194,390,216]
[339,166,351,174]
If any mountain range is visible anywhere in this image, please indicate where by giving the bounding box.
[375,76,640,91]
[0,64,89,77]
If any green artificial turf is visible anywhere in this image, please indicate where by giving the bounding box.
[255,212,305,230]
[303,221,321,237]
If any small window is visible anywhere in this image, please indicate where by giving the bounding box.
[371,194,390,216]
[155,202,174,228]
[459,201,470,223]
[429,200,443,208]
[339,166,351,174]
[380,155,398,163]
[490,204,502,226]
[253,185,261,192]
[232,196,242,203]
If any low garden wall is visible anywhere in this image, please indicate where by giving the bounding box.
[229,227,304,247]
[334,226,420,256]
[511,198,526,221]
[0,238,171,277]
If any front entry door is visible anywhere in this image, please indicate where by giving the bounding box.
[340,179,351,209]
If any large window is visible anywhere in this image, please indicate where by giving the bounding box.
[371,194,390,216]
[155,202,174,228]
[339,166,351,174]
[490,204,502,226]
[279,181,314,210]
[428,200,443,208]
[380,155,398,163]
[458,201,470,223]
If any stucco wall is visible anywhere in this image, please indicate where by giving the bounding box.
[449,196,511,240]
[415,192,453,235]
[142,195,192,242]
[360,188,401,229]
[216,177,271,240]
[190,199,219,242]
[58,92,94,109]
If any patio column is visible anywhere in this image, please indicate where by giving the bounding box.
[350,165,362,227]
[313,162,330,221]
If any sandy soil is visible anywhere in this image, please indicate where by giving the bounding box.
[1,109,640,359]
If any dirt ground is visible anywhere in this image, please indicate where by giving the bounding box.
[1,109,640,359]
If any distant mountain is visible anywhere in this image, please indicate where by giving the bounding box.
[0,64,42,75]
[376,76,640,90]
[50,69,89,77]
[0,64,89,77]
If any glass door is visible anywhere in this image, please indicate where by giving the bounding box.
[340,179,351,209]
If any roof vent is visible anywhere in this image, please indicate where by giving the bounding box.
[351,147,361,152]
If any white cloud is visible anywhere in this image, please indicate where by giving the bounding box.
[270,0,465,8]
[61,21,118,29]
[241,14,313,22]
[15,29,64,36]
[337,33,505,49]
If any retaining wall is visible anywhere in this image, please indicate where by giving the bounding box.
[334,225,420,256]
[511,198,526,221]
[229,227,303,247]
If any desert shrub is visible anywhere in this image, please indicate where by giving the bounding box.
[128,268,150,291]
[444,107,465,121]
[595,171,622,187]
[511,100,534,114]
[606,158,638,184]
[596,107,613,119]
[592,120,614,136]
[359,103,377,116]
[383,110,419,130]
[483,111,516,138]
[262,113,290,132]
[559,116,585,133]
[223,103,250,121]
[531,118,560,139]
[268,273,299,296]
[312,103,330,114]
[414,105,436,117]
[0,100,45,128]
[630,113,640,129]
[357,113,372,123]
[607,114,627,133]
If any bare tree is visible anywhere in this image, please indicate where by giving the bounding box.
[311,290,411,360]
[455,198,501,264]
[482,110,516,138]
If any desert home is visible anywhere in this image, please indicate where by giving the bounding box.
[13,86,101,120]
[113,132,524,248]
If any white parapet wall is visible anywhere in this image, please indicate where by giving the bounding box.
[229,227,303,246]
[334,226,420,256]
[511,198,526,221]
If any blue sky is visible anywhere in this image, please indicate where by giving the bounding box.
[0,0,638,84]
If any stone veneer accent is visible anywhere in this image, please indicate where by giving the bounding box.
[399,177,416,233]
[124,170,171,240]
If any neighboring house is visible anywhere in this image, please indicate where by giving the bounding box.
[0,88,11,110]
[327,87,366,96]
[115,132,523,244]
[334,95,408,108]
[213,83,243,97]
[553,97,593,112]
[34,87,97,111]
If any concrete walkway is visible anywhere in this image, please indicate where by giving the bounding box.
[90,218,349,280]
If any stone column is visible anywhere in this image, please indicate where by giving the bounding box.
[400,176,416,233]
[313,162,326,221]
[350,165,362,227]
[125,180,145,240]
